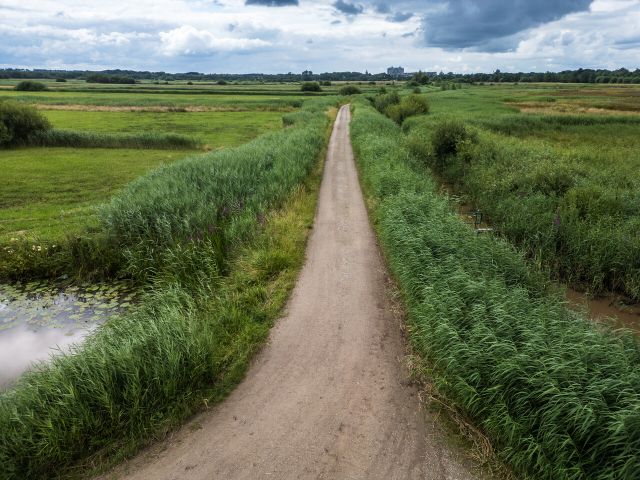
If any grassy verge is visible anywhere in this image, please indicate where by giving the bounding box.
[0,99,336,479]
[350,101,640,480]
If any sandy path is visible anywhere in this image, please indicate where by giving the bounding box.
[105,105,478,480]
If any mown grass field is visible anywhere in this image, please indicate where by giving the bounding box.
[41,109,284,148]
[0,79,383,109]
[0,148,190,241]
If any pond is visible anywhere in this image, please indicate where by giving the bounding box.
[0,280,137,388]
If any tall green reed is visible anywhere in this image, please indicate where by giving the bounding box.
[351,101,640,480]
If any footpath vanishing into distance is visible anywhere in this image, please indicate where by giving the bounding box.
[104,105,479,480]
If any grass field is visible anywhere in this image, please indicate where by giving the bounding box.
[41,109,284,148]
[0,79,384,109]
[0,148,192,241]
[0,83,294,244]
[0,90,303,109]
[4,78,639,479]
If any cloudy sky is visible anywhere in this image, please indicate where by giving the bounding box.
[1,0,639,74]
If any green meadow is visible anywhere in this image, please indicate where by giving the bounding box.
[0,148,189,241]
[41,109,284,148]
[0,83,295,243]
[2,79,640,479]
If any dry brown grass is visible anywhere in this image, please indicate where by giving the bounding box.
[516,102,640,115]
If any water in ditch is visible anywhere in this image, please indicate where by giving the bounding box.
[0,280,137,388]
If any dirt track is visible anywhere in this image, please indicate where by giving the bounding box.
[104,105,479,480]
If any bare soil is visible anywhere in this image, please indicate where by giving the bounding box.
[100,105,480,480]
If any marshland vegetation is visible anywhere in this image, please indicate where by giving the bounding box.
[352,83,640,479]
[0,81,338,478]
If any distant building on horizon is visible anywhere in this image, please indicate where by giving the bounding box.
[387,66,405,78]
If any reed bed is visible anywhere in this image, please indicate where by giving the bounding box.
[27,129,200,149]
[350,101,640,480]
[405,113,640,301]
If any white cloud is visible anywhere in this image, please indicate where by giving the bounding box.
[159,25,271,56]
[0,0,638,72]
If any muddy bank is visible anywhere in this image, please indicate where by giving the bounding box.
[565,289,640,333]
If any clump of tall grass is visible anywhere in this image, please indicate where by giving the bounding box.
[27,129,201,150]
[0,234,121,282]
[385,95,430,124]
[351,101,640,480]
[370,91,429,124]
[0,97,335,479]
[0,101,51,147]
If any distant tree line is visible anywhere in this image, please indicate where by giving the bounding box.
[0,68,389,83]
[419,68,640,85]
[0,67,638,84]
[85,73,136,84]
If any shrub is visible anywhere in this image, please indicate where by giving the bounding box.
[321,81,332,86]
[338,85,361,96]
[216,79,227,85]
[431,120,473,161]
[86,74,135,84]
[0,101,51,147]
[55,78,67,83]
[186,81,193,85]
[301,82,321,92]
[14,80,47,91]
[385,95,430,125]
[372,91,400,113]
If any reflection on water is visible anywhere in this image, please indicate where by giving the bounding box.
[0,325,90,386]
[0,281,137,388]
